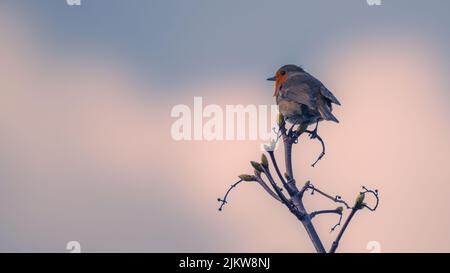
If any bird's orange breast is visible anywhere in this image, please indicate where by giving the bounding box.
[274,73,288,97]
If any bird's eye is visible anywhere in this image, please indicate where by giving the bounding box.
[280,71,286,76]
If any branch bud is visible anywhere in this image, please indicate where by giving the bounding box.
[336,206,343,213]
[261,154,269,168]
[238,174,257,182]
[250,161,264,172]
[355,193,365,208]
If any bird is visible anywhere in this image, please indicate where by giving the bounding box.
[267,64,340,137]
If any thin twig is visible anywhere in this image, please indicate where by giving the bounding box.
[306,184,352,209]
[330,213,343,233]
[217,179,243,211]
[360,186,380,211]
[329,186,380,252]
[255,176,282,202]
[268,151,296,195]
[305,130,326,167]
[261,166,291,207]
[310,208,343,233]
[310,209,342,219]
[329,208,358,253]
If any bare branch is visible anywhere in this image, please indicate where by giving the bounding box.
[329,186,380,252]
[306,184,352,209]
[360,186,380,211]
[330,213,344,233]
[217,175,284,212]
[267,151,297,195]
[267,151,287,186]
[329,207,358,253]
[310,208,343,233]
[219,116,380,253]
[310,209,342,219]
[261,166,291,207]
[255,176,282,202]
[217,179,244,211]
[282,135,294,179]
[279,131,327,253]
[305,129,326,167]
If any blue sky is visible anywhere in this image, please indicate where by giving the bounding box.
[7,0,450,90]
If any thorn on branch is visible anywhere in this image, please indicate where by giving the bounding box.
[217,179,244,211]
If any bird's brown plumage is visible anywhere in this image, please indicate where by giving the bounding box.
[269,65,340,125]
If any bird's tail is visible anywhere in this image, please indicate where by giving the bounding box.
[318,103,339,123]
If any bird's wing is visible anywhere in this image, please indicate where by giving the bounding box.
[320,86,341,106]
[304,72,341,106]
[281,73,319,110]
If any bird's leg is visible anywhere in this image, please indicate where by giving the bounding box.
[309,121,319,139]
[292,123,308,140]
[287,122,297,136]
[289,121,308,142]
[287,122,299,144]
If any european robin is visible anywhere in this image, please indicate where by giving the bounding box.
[267,64,340,136]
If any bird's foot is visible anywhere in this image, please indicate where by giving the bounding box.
[291,130,301,139]
[309,121,319,139]
[309,128,318,139]
[290,123,308,142]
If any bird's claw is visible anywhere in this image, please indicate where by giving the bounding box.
[291,131,301,139]
[309,129,318,139]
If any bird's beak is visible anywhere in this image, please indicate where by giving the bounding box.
[267,76,276,81]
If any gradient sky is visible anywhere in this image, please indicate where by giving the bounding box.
[6,0,450,89]
[1,0,450,252]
